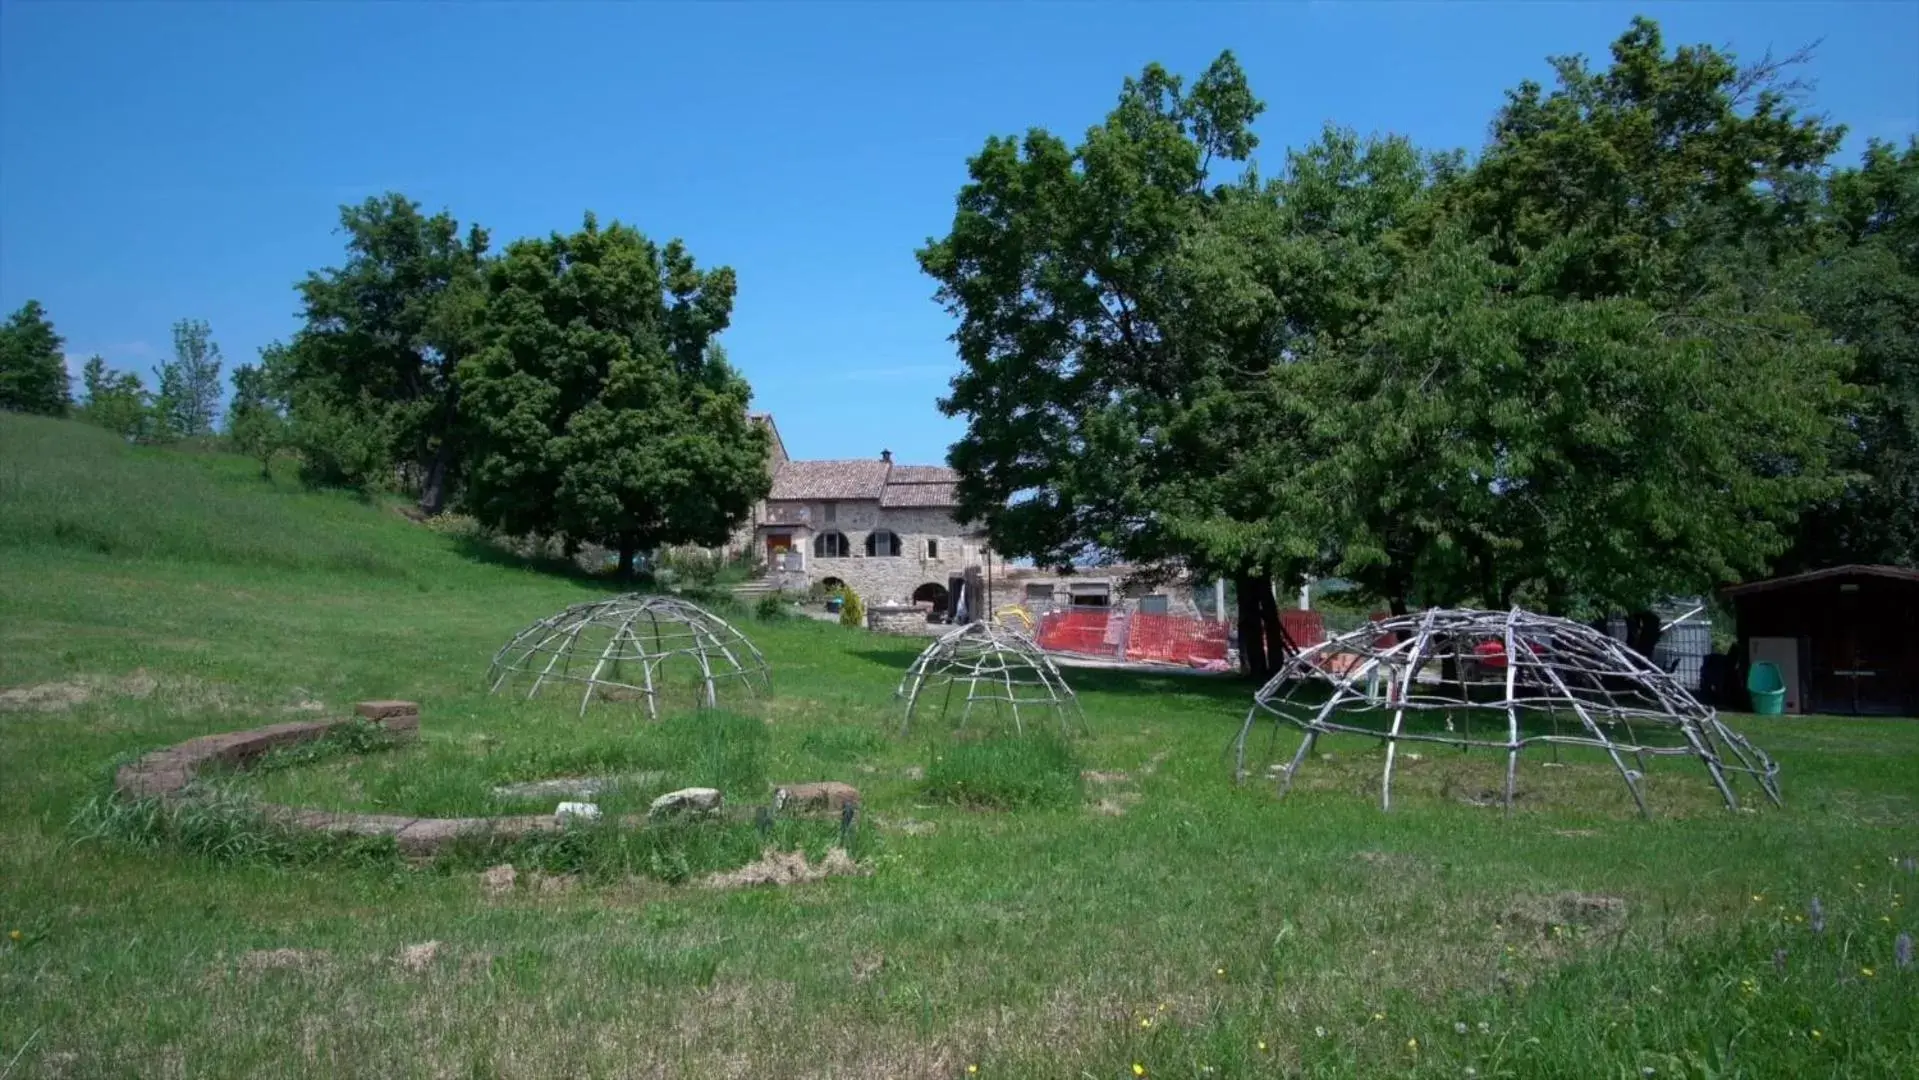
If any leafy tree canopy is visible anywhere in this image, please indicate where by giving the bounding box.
[271,193,488,508]
[0,300,71,416]
[1785,138,1919,569]
[457,214,769,576]
[153,319,224,439]
[78,356,151,440]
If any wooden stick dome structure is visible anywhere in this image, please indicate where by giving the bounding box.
[489,595,768,718]
[1233,607,1780,816]
[897,622,1087,736]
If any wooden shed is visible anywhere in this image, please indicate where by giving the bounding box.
[1720,565,1919,717]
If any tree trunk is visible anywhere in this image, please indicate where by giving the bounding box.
[1624,609,1662,661]
[1235,572,1296,679]
[1236,573,1269,680]
[416,436,454,517]
[1257,577,1291,665]
[617,539,638,580]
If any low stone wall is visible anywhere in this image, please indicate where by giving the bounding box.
[113,702,867,858]
[868,604,939,635]
[113,701,566,856]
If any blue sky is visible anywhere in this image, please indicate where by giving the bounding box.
[3,1,1914,467]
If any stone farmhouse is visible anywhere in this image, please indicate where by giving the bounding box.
[732,415,992,615]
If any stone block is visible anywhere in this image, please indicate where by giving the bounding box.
[485,815,566,840]
[117,764,189,799]
[773,781,862,814]
[396,818,487,856]
[316,814,416,838]
[356,700,420,721]
[649,787,723,820]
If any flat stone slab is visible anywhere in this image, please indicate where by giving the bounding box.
[491,772,667,800]
[649,787,722,819]
[773,782,862,814]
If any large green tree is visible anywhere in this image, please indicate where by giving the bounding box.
[919,54,1330,675]
[1785,138,1919,569]
[0,300,71,416]
[1308,228,1847,623]
[457,214,769,576]
[152,318,224,439]
[225,361,289,479]
[1317,16,1853,635]
[78,356,151,440]
[273,194,488,510]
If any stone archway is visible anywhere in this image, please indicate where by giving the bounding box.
[912,582,950,619]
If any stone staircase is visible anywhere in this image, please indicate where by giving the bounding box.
[730,578,775,602]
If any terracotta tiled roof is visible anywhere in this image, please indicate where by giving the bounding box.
[768,460,892,501]
[880,466,960,508]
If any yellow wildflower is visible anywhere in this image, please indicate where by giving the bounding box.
[1751,894,1763,903]
[6,929,19,942]
[1158,1003,1167,1013]
[1257,1041,1268,1052]
[1215,967,1225,976]
[1407,1037,1419,1052]
[1372,1012,1386,1021]
[1140,1018,1152,1028]
[967,1067,978,1076]
[1132,1065,1146,1078]
[1861,967,1875,977]
[1812,1029,1823,1039]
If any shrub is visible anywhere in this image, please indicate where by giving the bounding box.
[755,592,790,621]
[923,732,1082,810]
[838,586,865,628]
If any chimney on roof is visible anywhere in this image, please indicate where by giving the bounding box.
[881,449,893,464]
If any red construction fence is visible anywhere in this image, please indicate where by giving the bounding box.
[1034,607,1231,667]
[1029,605,1392,668]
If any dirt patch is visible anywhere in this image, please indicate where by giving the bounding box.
[0,681,93,712]
[396,941,442,973]
[1081,770,1130,784]
[894,819,937,836]
[0,670,183,713]
[1140,749,1172,775]
[479,864,517,895]
[1091,792,1144,817]
[1504,892,1629,935]
[238,948,329,974]
[702,847,868,889]
[530,871,580,894]
[1553,828,1601,838]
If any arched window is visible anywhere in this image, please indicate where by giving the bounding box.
[865,529,902,557]
[814,531,850,558]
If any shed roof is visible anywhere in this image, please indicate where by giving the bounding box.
[1719,564,1919,598]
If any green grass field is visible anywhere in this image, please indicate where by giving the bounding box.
[2,414,1915,1079]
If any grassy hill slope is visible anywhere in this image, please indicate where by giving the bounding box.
[1,413,1916,1078]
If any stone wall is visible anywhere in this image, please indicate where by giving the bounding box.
[867,604,938,635]
[761,501,988,606]
[114,701,577,856]
[1001,566,1209,619]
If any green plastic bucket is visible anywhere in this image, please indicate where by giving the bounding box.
[1747,660,1786,716]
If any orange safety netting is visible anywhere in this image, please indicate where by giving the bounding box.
[1123,613,1230,666]
[1035,609,1115,656]
[1280,609,1326,651]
